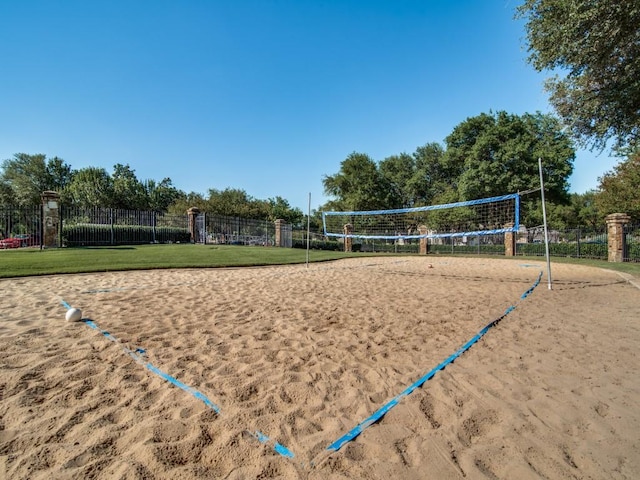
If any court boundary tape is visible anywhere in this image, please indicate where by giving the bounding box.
[323,270,543,453]
[60,267,542,469]
[59,300,297,461]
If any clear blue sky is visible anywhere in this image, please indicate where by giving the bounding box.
[0,0,619,212]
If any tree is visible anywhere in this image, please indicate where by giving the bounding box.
[65,167,114,208]
[377,144,449,209]
[265,196,304,225]
[444,111,575,226]
[569,191,602,228]
[166,192,208,215]
[46,156,73,192]
[322,152,390,211]
[595,152,640,222]
[143,178,184,213]
[378,153,415,208]
[0,153,73,205]
[411,142,449,206]
[207,188,260,217]
[111,164,147,210]
[517,0,640,151]
[0,180,12,205]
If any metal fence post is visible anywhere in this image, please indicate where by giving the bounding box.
[110,208,114,246]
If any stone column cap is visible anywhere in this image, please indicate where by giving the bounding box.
[41,190,60,198]
[605,213,631,223]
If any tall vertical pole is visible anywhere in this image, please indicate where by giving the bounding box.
[306,193,311,268]
[538,158,552,290]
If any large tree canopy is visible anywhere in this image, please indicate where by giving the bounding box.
[111,163,148,210]
[322,112,575,229]
[322,152,391,211]
[444,111,575,226]
[518,0,640,151]
[377,143,448,209]
[595,153,640,222]
[65,167,114,208]
[445,111,575,201]
[323,146,449,212]
[0,153,73,206]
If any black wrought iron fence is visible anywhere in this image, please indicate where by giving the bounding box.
[624,223,640,262]
[61,207,190,246]
[427,233,505,255]
[516,226,608,259]
[3,200,639,262]
[199,213,275,246]
[0,205,42,247]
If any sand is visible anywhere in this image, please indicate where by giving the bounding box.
[1,256,639,479]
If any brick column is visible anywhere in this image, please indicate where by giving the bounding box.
[504,223,515,257]
[41,191,61,248]
[187,207,200,243]
[343,223,353,252]
[274,219,285,247]
[418,225,429,255]
[605,213,630,262]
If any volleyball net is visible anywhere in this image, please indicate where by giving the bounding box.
[322,193,520,241]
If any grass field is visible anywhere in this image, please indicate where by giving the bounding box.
[1,244,639,279]
[0,244,366,278]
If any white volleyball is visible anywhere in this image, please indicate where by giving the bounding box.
[65,308,82,322]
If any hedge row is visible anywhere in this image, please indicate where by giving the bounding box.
[63,224,191,246]
[516,242,608,259]
[630,242,640,260]
[292,238,343,251]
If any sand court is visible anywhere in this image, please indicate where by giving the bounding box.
[1,256,639,479]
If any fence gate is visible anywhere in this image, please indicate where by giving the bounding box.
[196,213,206,244]
[280,222,292,248]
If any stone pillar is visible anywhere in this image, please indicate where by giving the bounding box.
[504,223,515,257]
[41,191,61,248]
[418,225,429,255]
[274,219,285,247]
[343,224,353,252]
[187,207,200,243]
[605,213,630,262]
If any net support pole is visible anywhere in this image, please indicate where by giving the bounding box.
[538,158,552,290]
[306,192,311,268]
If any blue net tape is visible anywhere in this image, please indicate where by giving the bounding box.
[326,270,542,452]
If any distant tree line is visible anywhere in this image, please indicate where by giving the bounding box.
[0,154,304,226]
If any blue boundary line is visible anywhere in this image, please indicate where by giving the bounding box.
[59,300,298,461]
[325,270,542,452]
[73,312,222,414]
[61,267,542,465]
[251,431,296,458]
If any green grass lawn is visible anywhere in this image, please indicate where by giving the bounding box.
[0,244,368,278]
[0,244,638,279]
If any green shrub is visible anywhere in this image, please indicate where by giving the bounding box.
[292,238,342,251]
[62,224,191,246]
[628,242,640,261]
